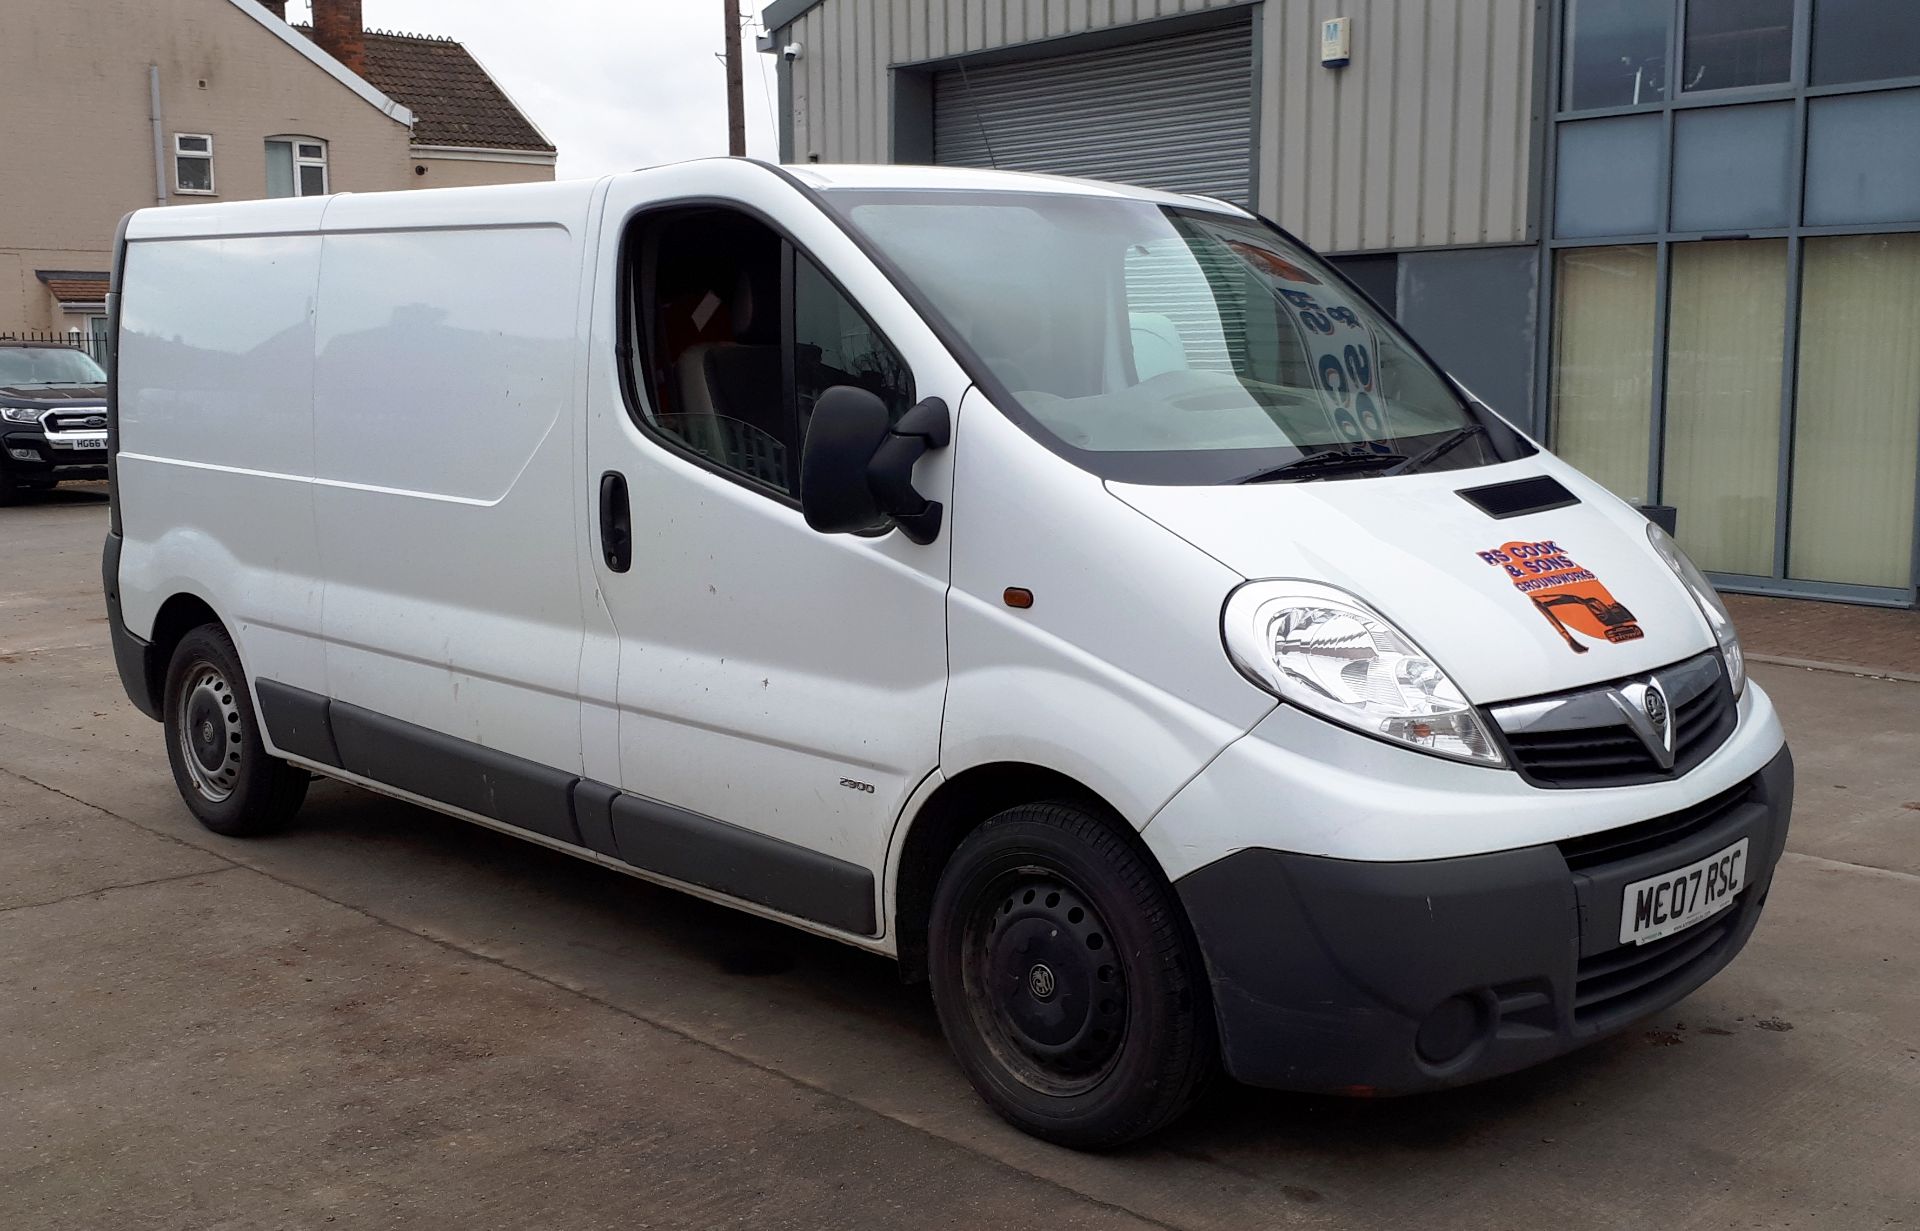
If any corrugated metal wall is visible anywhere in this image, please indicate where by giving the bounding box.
[1262,0,1538,251]
[776,0,1540,252]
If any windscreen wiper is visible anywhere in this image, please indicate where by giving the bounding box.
[1233,448,1408,484]
[1382,424,1486,477]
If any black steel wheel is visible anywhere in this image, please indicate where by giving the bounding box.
[961,867,1129,1096]
[161,624,308,837]
[929,801,1214,1149]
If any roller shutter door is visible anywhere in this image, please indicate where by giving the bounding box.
[933,22,1254,203]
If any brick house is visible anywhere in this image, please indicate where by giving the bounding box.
[0,0,556,335]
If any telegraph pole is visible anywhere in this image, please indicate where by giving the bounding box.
[723,0,747,156]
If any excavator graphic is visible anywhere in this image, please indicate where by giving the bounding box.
[1531,591,1644,655]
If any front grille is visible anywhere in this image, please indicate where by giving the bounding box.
[1555,779,1753,873]
[1573,913,1738,1026]
[1502,727,1652,785]
[45,409,107,432]
[1492,652,1737,788]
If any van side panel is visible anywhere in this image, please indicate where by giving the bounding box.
[116,220,328,694]
[309,208,588,774]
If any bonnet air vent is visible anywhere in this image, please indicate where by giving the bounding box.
[1457,475,1580,520]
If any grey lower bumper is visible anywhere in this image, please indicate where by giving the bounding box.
[1176,746,1794,1095]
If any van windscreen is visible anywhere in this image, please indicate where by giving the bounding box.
[827,189,1525,485]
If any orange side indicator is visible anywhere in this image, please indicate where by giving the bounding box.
[1003,587,1034,609]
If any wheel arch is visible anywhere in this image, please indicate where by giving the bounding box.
[890,761,1152,984]
[137,592,227,714]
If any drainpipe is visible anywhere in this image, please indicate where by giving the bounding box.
[148,64,167,206]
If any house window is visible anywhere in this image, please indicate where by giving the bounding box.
[266,138,328,198]
[174,134,214,194]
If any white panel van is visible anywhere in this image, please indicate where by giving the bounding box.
[103,161,1792,1148]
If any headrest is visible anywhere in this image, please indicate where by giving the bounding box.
[732,263,779,345]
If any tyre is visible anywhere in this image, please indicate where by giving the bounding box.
[928,801,1215,1149]
[0,467,21,506]
[162,624,308,836]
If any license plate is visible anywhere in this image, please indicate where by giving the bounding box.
[47,433,106,451]
[1620,838,1749,946]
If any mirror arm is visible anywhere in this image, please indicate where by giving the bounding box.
[867,396,949,546]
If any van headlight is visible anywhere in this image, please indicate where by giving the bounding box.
[1223,580,1503,766]
[1647,523,1745,698]
[0,406,44,424]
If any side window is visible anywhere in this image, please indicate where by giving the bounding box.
[793,254,913,439]
[632,209,792,492]
[626,208,911,499]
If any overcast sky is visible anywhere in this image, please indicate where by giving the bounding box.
[284,1,780,178]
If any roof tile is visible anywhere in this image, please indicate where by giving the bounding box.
[298,27,554,152]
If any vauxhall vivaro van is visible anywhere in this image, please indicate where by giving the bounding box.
[103,160,1791,1148]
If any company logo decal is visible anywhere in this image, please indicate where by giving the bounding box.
[1476,540,1644,655]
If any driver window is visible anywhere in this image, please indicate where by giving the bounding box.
[634,208,792,492]
[628,208,911,498]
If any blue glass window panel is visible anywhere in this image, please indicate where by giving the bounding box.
[1812,0,1920,86]
[1672,103,1794,231]
[1682,0,1794,93]
[1805,89,1920,226]
[1564,0,1671,111]
[1556,114,1664,238]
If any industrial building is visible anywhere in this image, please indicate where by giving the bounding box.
[761,0,1920,605]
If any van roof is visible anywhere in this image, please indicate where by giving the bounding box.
[781,163,1250,214]
[121,158,1247,243]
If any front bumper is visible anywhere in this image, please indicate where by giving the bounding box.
[1175,746,1793,1095]
[2,427,108,479]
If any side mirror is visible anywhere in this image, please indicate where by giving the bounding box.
[800,386,949,544]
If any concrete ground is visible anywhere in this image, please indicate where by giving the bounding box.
[2,486,1916,1230]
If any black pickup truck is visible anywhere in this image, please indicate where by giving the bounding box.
[0,341,110,502]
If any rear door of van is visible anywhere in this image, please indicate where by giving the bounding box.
[578,163,971,937]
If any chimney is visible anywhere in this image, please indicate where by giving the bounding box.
[312,0,365,76]
[257,0,286,18]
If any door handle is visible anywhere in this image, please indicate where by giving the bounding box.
[599,471,631,573]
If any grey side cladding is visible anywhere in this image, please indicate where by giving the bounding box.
[329,700,582,846]
[571,779,621,859]
[252,681,878,936]
[610,794,876,936]
[255,678,341,768]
